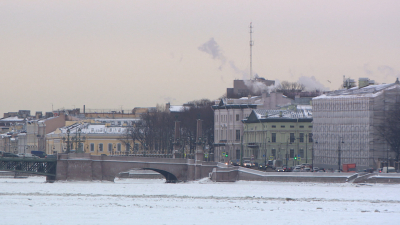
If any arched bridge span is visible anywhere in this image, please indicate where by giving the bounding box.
[56,153,217,182]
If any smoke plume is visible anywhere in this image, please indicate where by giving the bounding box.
[297,76,329,91]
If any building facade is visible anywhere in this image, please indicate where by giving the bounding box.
[312,79,400,170]
[242,109,313,167]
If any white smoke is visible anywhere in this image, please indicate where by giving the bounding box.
[297,76,330,91]
[199,38,249,77]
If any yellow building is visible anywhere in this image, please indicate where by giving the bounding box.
[46,119,140,156]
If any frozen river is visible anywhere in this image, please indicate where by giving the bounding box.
[0,176,399,225]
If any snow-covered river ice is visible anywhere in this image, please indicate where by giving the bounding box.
[0,176,399,225]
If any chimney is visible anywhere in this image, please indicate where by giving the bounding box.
[358,78,369,88]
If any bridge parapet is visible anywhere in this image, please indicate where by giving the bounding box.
[56,153,217,182]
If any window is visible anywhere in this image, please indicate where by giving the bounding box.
[108,143,112,152]
[236,130,240,141]
[117,143,121,151]
[290,149,294,158]
[299,133,304,143]
[309,125,313,128]
[271,133,276,143]
[281,125,285,128]
[300,149,304,158]
[90,143,94,152]
[272,125,276,128]
[98,143,103,152]
[309,133,313,143]
[290,125,294,128]
[299,125,304,128]
[236,149,240,159]
[272,149,276,158]
[236,114,239,121]
[126,143,130,152]
[290,133,295,143]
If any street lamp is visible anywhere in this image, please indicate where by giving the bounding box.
[264,137,270,171]
[387,148,390,173]
[338,136,344,171]
[313,140,318,169]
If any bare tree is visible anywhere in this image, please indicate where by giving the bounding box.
[377,98,400,161]
[275,81,306,99]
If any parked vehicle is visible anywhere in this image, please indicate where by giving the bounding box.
[382,167,396,173]
[2,153,19,158]
[243,160,252,168]
[292,168,301,172]
[31,151,46,158]
[17,153,39,158]
[302,168,311,172]
[312,167,319,172]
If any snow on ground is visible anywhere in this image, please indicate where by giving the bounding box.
[0,176,399,225]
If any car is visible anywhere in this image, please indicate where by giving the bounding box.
[17,153,39,158]
[259,163,266,170]
[230,161,240,166]
[292,168,301,172]
[243,160,252,168]
[275,167,284,172]
[382,167,396,173]
[302,168,311,172]
[45,155,57,159]
[2,153,19,158]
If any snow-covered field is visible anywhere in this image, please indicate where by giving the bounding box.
[0,176,399,225]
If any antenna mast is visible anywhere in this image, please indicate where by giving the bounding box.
[249,22,254,80]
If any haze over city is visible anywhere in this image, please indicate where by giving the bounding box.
[1,0,399,116]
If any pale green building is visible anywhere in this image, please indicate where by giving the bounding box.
[242,108,313,167]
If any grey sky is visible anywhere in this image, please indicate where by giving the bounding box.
[1,0,399,115]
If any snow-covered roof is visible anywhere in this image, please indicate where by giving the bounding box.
[54,123,127,135]
[314,83,399,100]
[0,117,24,122]
[253,108,312,119]
[169,105,189,112]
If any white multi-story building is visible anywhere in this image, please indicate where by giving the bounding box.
[312,78,400,170]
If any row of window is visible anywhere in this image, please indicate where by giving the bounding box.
[89,143,124,152]
[215,114,249,122]
[217,130,241,141]
[271,133,313,143]
[271,125,312,128]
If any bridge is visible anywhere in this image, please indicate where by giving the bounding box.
[56,153,218,182]
[0,157,57,180]
[0,153,218,182]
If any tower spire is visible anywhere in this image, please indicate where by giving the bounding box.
[249,22,254,80]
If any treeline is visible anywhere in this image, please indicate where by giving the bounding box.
[119,99,214,156]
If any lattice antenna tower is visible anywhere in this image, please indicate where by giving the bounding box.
[249,22,254,80]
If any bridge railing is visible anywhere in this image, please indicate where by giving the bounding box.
[110,153,174,158]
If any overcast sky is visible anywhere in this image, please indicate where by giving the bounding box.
[1,0,399,115]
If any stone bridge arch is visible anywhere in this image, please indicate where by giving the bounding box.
[56,153,217,182]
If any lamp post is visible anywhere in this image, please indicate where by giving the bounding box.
[265,137,270,171]
[286,137,290,167]
[66,129,70,153]
[305,134,308,164]
[313,141,318,169]
[338,136,344,171]
[387,148,389,173]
